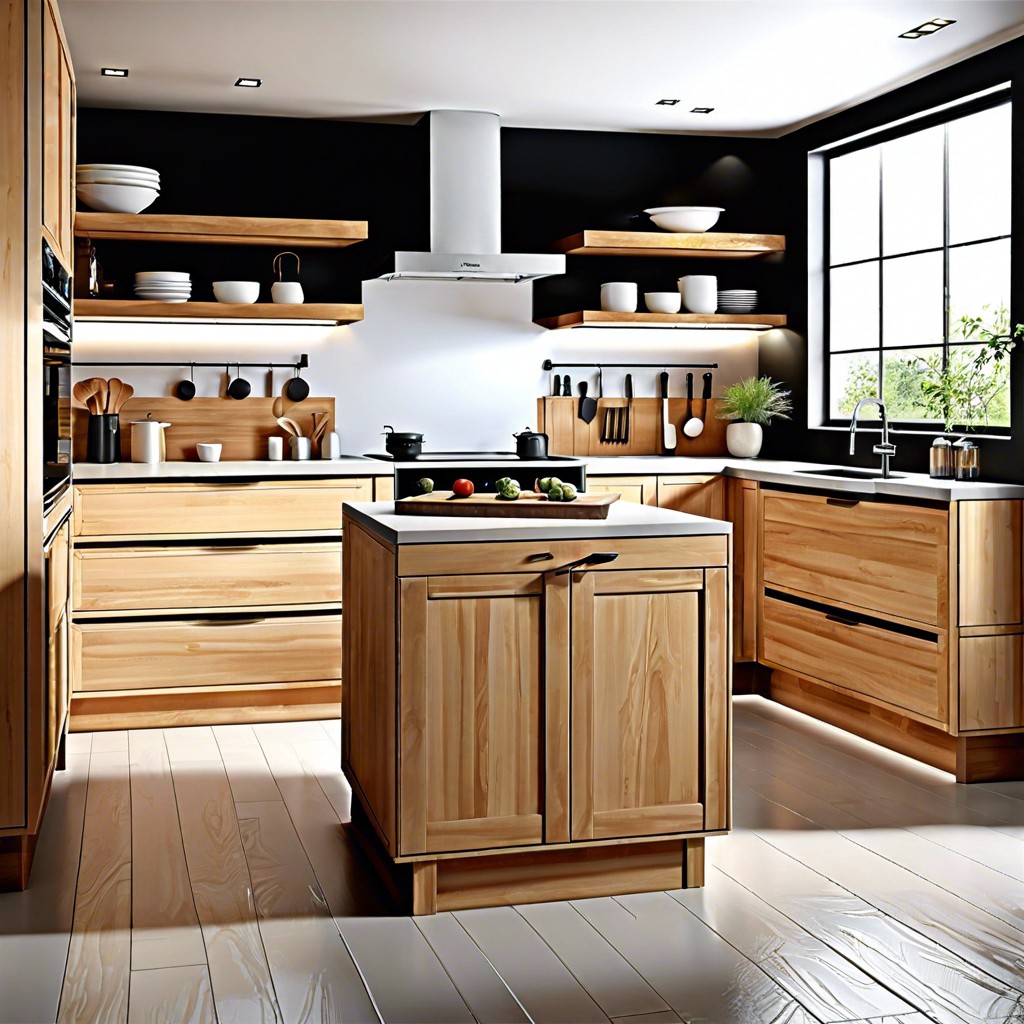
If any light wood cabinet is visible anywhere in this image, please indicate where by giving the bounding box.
[344,515,729,912]
[587,475,657,506]
[657,474,726,519]
[41,0,74,269]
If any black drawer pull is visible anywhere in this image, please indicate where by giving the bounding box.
[826,497,860,508]
[555,551,620,576]
[526,552,555,562]
[825,613,861,627]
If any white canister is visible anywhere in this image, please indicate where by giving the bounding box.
[271,281,304,304]
[321,431,341,460]
[600,282,638,313]
[267,436,284,461]
[130,415,171,464]
[289,436,311,461]
[678,275,718,314]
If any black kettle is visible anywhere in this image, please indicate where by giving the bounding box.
[514,427,548,460]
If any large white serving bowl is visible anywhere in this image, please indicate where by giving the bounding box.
[77,172,160,187]
[213,281,260,303]
[644,206,724,232]
[77,162,159,173]
[77,182,159,214]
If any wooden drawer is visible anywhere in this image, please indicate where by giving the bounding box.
[762,490,948,626]
[73,479,373,538]
[761,596,944,722]
[74,542,342,613]
[394,533,729,577]
[586,476,657,506]
[959,635,1024,731]
[73,615,342,692]
[657,475,726,520]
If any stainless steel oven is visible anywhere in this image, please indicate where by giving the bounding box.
[42,239,72,513]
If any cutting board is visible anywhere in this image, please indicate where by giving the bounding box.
[394,491,620,519]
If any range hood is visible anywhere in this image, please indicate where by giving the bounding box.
[382,110,565,282]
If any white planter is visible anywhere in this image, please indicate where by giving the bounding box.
[726,421,763,458]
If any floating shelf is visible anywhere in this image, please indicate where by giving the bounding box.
[74,212,368,248]
[74,300,364,325]
[534,310,787,331]
[552,230,785,259]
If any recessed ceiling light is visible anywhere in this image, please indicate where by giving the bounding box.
[235,77,262,88]
[691,107,715,114]
[900,17,956,39]
[656,98,680,106]
[101,67,128,77]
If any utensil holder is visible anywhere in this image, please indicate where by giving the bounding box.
[86,414,121,463]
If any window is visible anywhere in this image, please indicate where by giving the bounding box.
[823,96,1012,431]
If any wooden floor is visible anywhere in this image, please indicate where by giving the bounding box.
[2,695,1024,1024]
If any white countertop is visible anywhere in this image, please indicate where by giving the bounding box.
[583,456,1024,501]
[345,499,732,545]
[73,458,389,481]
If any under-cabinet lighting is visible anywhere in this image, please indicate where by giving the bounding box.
[899,17,956,39]
[691,107,715,114]
[234,77,262,88]
[101,67,128,77]
[656,98,680,106]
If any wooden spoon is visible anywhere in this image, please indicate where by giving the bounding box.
[115,382,134,413]
[73,378,101,410]
[105,377,124,414]
[96,378,109,416]
[276,416,302,437]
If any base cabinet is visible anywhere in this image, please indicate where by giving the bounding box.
[344,516,730,913]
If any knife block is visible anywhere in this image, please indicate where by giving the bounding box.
[537,396,729,457]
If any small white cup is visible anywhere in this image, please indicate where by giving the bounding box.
[289,436,311,461]
[644,291,682,314]
[678,275,718,314]
[267,436,284,461]
[196,443,222,463]
[271,281,304,304]
[600,282,638,313]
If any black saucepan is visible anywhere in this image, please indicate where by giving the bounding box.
[383,425,423,458]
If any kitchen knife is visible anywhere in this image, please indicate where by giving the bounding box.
[660,371,676,454]
[623,373,633,444]
[553,373,561,397]
[578,380,598,423]
[562,375,572,397]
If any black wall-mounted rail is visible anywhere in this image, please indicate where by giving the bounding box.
[542,359,718,371]
[75,354,310,370]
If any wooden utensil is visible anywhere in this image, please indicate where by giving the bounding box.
[73,378,102,410]
[96,378,109,416]
[276,416,302,437]
[105,377,124,414]
[115,383,134,412]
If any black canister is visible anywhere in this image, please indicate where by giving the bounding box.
[87,413,121,463]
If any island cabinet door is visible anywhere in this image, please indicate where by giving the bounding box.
[570,566,729,841]
[398,573,548,856]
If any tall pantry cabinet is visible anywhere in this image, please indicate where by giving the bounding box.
[1,0,76,889]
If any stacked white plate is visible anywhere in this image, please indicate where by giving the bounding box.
[134,271,191,303]
[77,163,160,214]
[717,289,758,313]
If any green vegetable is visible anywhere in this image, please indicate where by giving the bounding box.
[537,476,553,493]
[548,484,564,501]
[496,477,521,501]
[560,483,578,502]
[548,477,563,491]
[417,477,434,494]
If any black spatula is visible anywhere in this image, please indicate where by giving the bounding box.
[578,381,598,423]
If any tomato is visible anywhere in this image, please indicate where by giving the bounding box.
[452,478,475,498]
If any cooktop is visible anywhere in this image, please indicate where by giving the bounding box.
[365,452,580,462]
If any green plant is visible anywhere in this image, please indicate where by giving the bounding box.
[717,376,793,426]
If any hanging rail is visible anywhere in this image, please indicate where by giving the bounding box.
[75,354,309,370]
[542,359,718,371]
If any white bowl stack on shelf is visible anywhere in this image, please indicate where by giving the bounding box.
[717,289,758,313]
[76,163,160,213]
[134,271,191,303]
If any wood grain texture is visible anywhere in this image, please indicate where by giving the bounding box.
[585,473,658,505]
[657,474,726,520]
[544,571,571,844]
[552,229,786,257]
[761,490,948,627]
[127,964,215,1024]
[727,477,759,662]
[74,299,364,324]
[56,751,132,1024]
[398,575,428,855]
[957,499,1023,626]
[395,490,618,519]
[703,567,731,831]
[958,634,1024,731]
[955,732,1024,784]
[535,309,787,329]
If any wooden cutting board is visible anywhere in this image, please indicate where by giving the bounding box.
[394,491,620,519]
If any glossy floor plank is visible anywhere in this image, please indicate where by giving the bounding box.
[126,964,216,1024]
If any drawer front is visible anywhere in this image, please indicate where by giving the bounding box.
[762,491,948,626]
[396,534,729,577]
[74,615,342,692]
[959,635,1024,731]
[587,476,657,506]
[74,543,342,613]
[74,480,373,538]
[761,596,944,722]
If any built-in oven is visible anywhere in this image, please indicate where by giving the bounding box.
[42,239,72,513]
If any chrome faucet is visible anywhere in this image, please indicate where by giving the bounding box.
[849,398,897,478]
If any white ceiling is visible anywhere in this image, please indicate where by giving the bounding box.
[60,0,1024,137]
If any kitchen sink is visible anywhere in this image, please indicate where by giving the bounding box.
[796,467,906,480]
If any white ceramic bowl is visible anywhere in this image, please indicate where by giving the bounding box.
[196,443,222,463]
[644,206,724,232]
[77,163,159,174]
[644,291,682,314]
[77,171,160,186]
[76,182,159,214]
[135,271,190,281]
[213,280,260,304]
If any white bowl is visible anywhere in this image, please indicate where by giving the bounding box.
[134,290,192,298]
[644,206,724,232]
[135,271,190,281]
[77,171,160,186]
[135,295,190,304]
[76,182,159,214]
[77,163,159,174]
[213,281,260,303]
[644,291,682,314]
[196,443,222,463]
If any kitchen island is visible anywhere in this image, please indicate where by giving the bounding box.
[342,500,731,914]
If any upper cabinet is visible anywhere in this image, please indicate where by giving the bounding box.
[41,0,75,270]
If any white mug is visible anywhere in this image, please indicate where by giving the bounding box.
[678,275,718,314]
[600,282,637,313]
[289,436,311,461]
[267,436,284,461]
[271,281,304,304]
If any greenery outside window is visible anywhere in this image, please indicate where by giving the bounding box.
[824,94,1012,431]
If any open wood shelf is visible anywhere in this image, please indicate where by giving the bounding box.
[534,310,787,331]
[73,299,364,324]
[553,230,785,258]
[74,212,368,248]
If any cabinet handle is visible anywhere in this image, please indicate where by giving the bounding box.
[526,552,555,562]
[826,497,860,508]
[554,551,619,576]
[195,617,266,627]
[825,613,860,627]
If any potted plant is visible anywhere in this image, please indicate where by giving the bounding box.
[717,375,793,458]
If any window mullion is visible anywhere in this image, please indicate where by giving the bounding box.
[877,145,884,400]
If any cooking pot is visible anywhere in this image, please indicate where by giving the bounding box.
[383,425,424,458]
[130,413,171,464]
[514,427,548,460]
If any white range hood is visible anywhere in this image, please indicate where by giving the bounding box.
[382,110,565,282]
